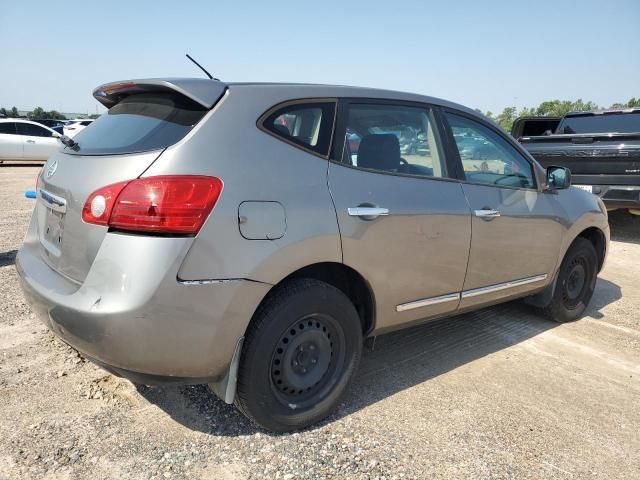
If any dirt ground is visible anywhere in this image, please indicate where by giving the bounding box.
[1,165,639,480]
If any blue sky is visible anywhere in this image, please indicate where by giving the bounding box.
[1,0,638,114]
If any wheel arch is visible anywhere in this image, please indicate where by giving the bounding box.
[575,226,607,272]
[524,225,607,309]
[249,262,376,337]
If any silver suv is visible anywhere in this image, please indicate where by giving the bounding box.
[17,78,609,431]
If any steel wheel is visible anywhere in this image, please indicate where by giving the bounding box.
[270,313,346,409]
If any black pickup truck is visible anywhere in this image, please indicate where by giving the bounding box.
[513,109,640,215]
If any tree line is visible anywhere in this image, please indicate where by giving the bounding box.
[479,97,640,133]
[0,106,100,120]
[3,97,639,130]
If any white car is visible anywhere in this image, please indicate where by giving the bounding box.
[0,119,60,163]
[63,119,94,137]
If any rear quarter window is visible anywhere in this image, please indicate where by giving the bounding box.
[260,101,336,156]
[67,93,208,155]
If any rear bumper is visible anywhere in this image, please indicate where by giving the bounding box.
[16,232,270,383]
[572,175,640,209]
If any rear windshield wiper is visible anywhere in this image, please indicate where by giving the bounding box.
[59,135,80,151]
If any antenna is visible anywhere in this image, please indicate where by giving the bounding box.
[185,54,218,80]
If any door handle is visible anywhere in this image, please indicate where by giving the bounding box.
[347,207,389,218]
[26,139,36,143]
[474,209,501,218]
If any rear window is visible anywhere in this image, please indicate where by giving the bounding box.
[558,112,640,134]
[67,93,208,155]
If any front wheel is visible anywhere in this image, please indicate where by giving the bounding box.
[235,278,363,432]
[541,237,598,323]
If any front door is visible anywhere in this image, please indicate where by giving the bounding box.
[328,101,472,331]
[442,111,564,309]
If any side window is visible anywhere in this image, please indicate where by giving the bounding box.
[262,102,335,156]
[445,113,535,189]
[339,104,445,178]
[17,123,54,137]
[0,123,17,135]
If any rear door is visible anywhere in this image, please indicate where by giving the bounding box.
[0,122,22,159]
[16,123,59,160]
[442,111,564,309]
[328,100,472,331]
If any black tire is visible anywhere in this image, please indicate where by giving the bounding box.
[235,278,363,432]
[541,237,598,323]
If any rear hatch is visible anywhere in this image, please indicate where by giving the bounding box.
[36,78,226,283]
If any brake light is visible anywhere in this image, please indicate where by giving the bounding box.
[101,81,137,94]
[82,176,223,234]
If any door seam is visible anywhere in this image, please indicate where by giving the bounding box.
[458,182,474,306]
[325,159,344,263]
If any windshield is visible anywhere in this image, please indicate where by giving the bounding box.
[557,112,640,134]
[67,93,207,155]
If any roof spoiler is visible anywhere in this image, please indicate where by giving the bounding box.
[92,78,227,109]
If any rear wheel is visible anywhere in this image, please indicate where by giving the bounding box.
[235,278,362,432]
[541,237,598,323]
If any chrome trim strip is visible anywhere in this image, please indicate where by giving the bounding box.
[39,188,67,213]
[396,292,460,312]
[461,274,548,299]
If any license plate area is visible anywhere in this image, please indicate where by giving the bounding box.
[38,189,67,257]
[42,208,65,256]
[574,184,593,193]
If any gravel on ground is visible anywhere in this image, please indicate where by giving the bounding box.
[1,165,639,479]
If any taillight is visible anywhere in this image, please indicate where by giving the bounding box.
[82,181,129,226]
[82,176,223,235]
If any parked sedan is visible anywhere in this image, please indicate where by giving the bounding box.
[63,119,94,137]
[17,78,609,432]
[0,119,60,163]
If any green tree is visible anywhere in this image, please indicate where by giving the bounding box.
[532,99,598,117]
[27,107,46,119]
[47,110,66,120]
[10,107,19,118]
[627,97,640,108]
[494,106,517,132]
[26,107,66,120]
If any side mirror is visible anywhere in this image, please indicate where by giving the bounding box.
[546,166,571,190]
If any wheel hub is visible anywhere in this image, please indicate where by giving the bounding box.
[271,318,333,396]
[566,262,586,301]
